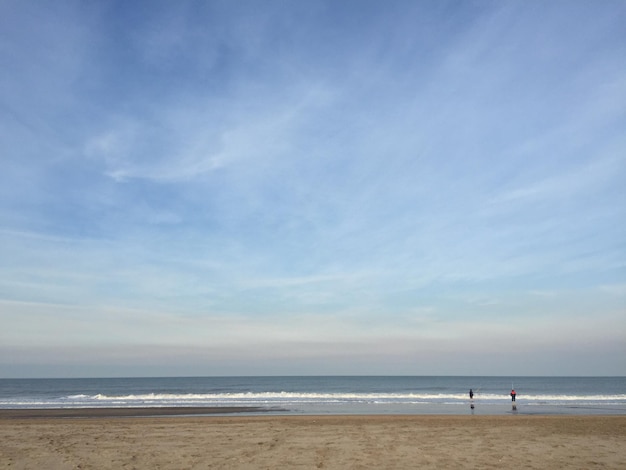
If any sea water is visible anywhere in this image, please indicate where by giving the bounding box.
[0,376,624,415]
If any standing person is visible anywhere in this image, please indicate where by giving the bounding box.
[510,389,516,402]
[469,389,474,400]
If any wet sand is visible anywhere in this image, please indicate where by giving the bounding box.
[0,407,267,419]
[1,411,625,469]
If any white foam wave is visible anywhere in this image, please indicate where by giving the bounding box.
[2,392,625,409]
[80,391,626,404]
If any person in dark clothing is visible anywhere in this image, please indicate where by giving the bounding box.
[510,389,516,402]
[469,389,474,400]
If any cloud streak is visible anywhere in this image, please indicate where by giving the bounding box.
[1,0,624,376]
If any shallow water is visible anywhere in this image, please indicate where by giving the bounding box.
[1,376,624,415]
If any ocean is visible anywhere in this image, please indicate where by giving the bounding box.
[1,376,625,415]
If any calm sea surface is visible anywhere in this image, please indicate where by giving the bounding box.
[1,376,624,415]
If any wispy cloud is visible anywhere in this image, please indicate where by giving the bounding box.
[1,0,624,376]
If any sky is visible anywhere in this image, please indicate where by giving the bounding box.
[0,0,624,378]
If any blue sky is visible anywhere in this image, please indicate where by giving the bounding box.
[1,0,624,377]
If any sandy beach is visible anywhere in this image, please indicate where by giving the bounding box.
[1,411,625,469]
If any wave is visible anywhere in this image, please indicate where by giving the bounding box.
[30,392,626,405]
[90,392,626,401]
[2,391,625,409]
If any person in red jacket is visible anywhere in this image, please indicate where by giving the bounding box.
[510,389,516,402]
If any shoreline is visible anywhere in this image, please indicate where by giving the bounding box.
[2,402,626,419]
[0,406,271,419]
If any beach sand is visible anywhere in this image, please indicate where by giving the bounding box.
[1,410,625,469]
